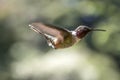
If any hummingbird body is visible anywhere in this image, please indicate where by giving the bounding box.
[29,22,105,49]
[48,31,77,49]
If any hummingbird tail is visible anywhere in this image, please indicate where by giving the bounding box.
[29,24,43,34]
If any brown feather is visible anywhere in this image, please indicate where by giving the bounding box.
[29,22,70,45]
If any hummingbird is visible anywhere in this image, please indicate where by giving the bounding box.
[29,22,106,49]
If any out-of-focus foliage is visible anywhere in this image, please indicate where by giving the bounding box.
[0,0,120,80]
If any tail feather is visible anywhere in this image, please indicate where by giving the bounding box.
[29,24,42,34]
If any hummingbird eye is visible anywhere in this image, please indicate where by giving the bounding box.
[76,27,91,38]
[84,28,88,31]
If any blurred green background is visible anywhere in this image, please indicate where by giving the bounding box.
[0,0,120,80]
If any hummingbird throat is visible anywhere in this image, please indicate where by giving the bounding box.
[76,28,106,39]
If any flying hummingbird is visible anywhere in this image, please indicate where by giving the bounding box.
[29,22,106,49]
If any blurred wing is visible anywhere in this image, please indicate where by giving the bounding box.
[29,22,70,41]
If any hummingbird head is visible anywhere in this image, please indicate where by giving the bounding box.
[75,25,106,39]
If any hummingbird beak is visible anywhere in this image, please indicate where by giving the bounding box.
[91,28,106,32]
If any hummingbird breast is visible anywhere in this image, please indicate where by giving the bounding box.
[53,33,76,49]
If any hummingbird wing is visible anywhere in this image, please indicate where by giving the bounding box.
[29,22,70,48]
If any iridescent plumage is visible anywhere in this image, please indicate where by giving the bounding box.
[29,22,106,49]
